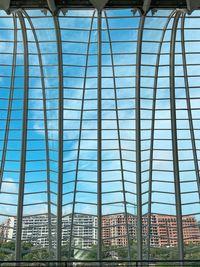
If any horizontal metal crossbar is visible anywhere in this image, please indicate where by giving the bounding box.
[0,260,200,266]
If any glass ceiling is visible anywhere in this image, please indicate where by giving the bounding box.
[0,7,200,263]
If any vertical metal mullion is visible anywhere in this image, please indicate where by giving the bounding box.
[53,16,64,261]
[147,11,176,259]
[170,11,184,262]
[135,13,145,262]
[104,11,131,261]
[181,13,200,201]
[0,15,17,191]
[68,12,95,258]
[22,10,53,256]
[15,11,29,261]
[97,9,102,262]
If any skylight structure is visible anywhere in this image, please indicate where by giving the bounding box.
[0,0,200,264]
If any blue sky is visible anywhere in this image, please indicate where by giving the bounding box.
[0,8,200,233]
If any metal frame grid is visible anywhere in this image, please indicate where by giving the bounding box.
[0,5,200,264]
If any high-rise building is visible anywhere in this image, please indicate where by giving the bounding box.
[2,214,97,249]
[102,213,200,248]
[153,214,200,247]
[1,212,200,256]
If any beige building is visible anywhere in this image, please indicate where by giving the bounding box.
[102,213,200,248]
[153,214,200,247]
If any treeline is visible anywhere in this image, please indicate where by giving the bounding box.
[0,241,200,266]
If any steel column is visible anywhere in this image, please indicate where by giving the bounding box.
[97,9,102,261]
[135,14,145,263]
[147,11,176,259]
[170,11,184,262]
[53,16,64,261]
[15,11,29,261]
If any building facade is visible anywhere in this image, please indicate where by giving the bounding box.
[1,214,97,249]
[1,213,200,249]
[102,214,200,248]
[0,217,14,242]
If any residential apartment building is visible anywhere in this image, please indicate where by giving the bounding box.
[1,213,199,249]
[1,214,97,249]
[102,213,137,247]
[102,213,200,247]
[153,214,200,247]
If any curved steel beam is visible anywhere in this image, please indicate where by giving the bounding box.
[135,12,145,263]
[170,11,184,262]
[181,13,200,202]
[104,10,132,261]
[97,9,102,261]
[53,15,64,261]
[68,11,95,259]
[147,10,177,260]
[21,9,53,258]
[15,10,29,261]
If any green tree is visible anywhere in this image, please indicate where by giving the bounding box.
[22,248,49,260]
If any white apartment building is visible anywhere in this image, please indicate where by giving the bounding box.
[1,214,97,249]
